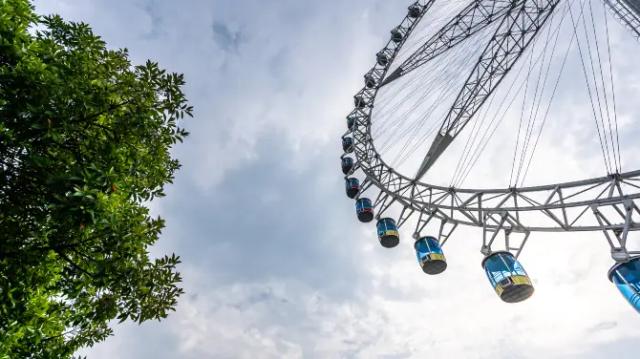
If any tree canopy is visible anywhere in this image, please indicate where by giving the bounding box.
[0,0,191,356]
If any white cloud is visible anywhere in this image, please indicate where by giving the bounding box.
[34,0,640,358]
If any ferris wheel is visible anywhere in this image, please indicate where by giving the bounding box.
[340,0,640,310]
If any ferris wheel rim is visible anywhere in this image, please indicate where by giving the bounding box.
[362,0,627,194]
[347,0,640,232]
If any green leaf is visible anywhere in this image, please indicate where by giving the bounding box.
[0,1,190,356]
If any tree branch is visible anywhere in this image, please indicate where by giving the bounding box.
[54,249,95,278]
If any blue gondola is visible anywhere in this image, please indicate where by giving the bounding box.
[408,4,422,18]
[354,95,367,109]
[347,115,356,131]
[342,137,354,153]
[345,178,360,199]
[376,218,399,248]
[391,27,404,43]
[414,236,447,274]
[364,74,377,89]
[356,198,374,223]
[482,252,534,303]
[377,52,389,67]
[341,157,354,175]
[608,257,640,313]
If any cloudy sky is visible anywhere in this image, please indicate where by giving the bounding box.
[33,0,639,358]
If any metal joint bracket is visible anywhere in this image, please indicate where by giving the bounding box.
[592,200,640,262]
[438,219,458,247]
[482,211,530,258]
[411,208,458,247]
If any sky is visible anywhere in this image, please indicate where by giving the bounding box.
[32,0,640,358]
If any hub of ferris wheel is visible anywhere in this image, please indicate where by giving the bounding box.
[340,0,640,312]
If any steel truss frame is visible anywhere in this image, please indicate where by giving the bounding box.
[603,0,640,38]
[414,0,561,179]
[345,0,640,258]
[381,0,517,86]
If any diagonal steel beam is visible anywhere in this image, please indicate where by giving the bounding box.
[602,0,640,38]
[381,0,520,87]
[415,0,561,180]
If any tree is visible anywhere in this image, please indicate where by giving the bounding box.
[0,0,191,356]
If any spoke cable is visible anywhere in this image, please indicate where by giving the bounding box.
[602,0,622,171]
[520,1,579,185]
[514,5,562,186]
[568,0,613,174]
